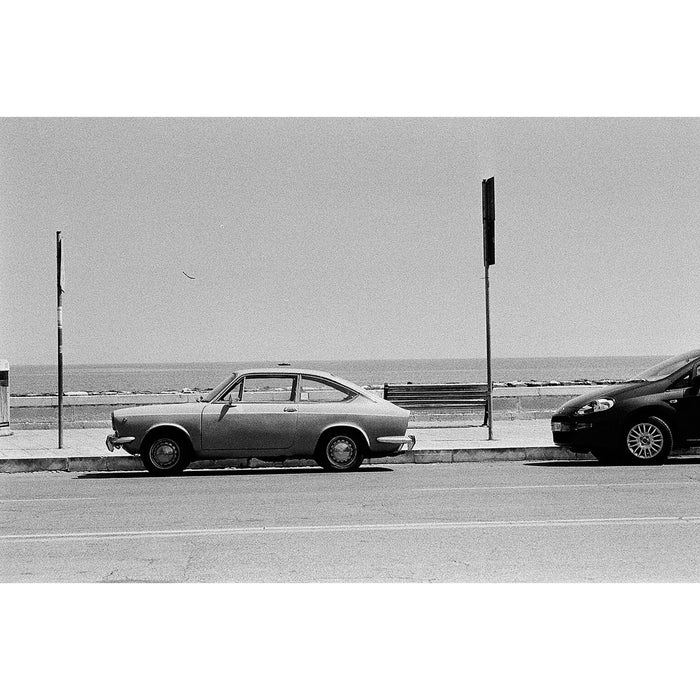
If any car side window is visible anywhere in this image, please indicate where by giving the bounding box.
[241,375,296,403]
[299,376,356,402]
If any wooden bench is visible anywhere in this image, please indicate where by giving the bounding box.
[383,383,489,425]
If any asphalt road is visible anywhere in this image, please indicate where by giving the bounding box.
[1,458,699,582]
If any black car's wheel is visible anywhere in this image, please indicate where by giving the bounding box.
[621,416,673,465]
[590,447,620,465]
[316,431,365,471]
[141,432,191,475]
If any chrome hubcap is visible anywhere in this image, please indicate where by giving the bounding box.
[327,437,356,467]
[626,423,663,459]
[150,438,179,469]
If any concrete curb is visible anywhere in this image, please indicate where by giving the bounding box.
[0,446,598,473]
[2,444,699,474]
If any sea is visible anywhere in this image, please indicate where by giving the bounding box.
[7,356,666,395]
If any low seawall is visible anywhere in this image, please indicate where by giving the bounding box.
[6,386,594,430]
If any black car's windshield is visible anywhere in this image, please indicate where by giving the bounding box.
[202,373,237,402]
[631,350,700,382]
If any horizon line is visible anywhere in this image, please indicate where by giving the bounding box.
[6,353,672,368]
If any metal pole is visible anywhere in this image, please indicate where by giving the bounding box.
[484,262,493,440]
[56,231,63,449]
[481,176,495,440]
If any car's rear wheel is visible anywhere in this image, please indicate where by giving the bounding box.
[141,432,191,475]
[621,416,672,465]
[316,431,365,471]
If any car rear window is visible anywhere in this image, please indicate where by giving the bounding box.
[300,376,356,402]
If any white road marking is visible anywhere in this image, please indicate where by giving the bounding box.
[2,516,699,543]
[414,481,699,492]
[0,497,100,503]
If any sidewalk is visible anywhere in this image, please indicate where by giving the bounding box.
[0,420,595,473]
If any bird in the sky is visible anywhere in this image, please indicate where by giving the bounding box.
[182,271,196,280]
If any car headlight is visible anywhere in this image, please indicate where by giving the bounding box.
[575,398,615,415]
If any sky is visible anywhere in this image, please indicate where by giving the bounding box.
[1,117,698,365]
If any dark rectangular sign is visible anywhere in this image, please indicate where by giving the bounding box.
[482,177,495,266]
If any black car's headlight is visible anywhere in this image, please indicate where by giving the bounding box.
[575,398,615,415]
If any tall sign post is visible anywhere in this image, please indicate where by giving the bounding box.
[56,231,64,449]
[482,178,495,440]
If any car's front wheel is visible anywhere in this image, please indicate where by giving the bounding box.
[316,431,365,471]
[621,416,672,465]
[141,432,191,476]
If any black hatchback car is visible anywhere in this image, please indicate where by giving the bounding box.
[551,349,700,464]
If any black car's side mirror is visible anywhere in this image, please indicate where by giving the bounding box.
[692,365,700,386]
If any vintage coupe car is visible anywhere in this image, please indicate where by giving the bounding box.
[106,368,415,475]
[552,349,700,464]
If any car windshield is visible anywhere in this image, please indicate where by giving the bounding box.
[630,350,700,382]
[201,373,237,402]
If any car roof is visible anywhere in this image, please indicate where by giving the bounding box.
[235,367,336,378]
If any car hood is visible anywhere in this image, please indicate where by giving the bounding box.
[113,402,204,419]
[554,382,653,415]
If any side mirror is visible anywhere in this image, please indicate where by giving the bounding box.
[692,365,700,385]
[227,394,234,405]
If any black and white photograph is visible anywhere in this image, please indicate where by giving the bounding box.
[1,3,698,698]
[2,115,700,585]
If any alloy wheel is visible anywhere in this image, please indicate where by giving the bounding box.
[626,422,664,460]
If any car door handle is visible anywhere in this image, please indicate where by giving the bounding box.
[284,406,297,412]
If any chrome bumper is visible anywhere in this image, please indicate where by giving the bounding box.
[106,432,136,452]
[376,434,416,451]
